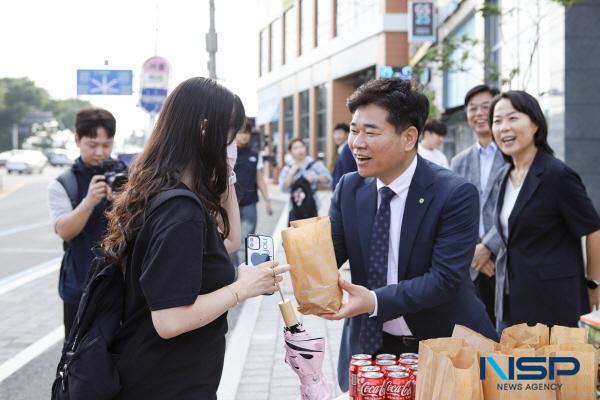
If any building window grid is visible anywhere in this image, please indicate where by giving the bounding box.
[300,0,314,56]
[271,18,283,70]
[299,90,310,141]
[315,84,327,159]
[335,0,378,39]
[284,6,297,65]
[284,96,294,153]
[316,0,331,47]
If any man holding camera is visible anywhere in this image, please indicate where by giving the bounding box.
[47,108,121,337]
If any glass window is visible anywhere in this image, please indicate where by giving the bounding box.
[259,29,267,76]
[284,96,294,153]
[336,0,378,38]
[316,0,331,47]
[299,90,310,141]
[284,6,297,64]
[269,121,279,167]
[443,16,478,108]
[315,84,327,159]
[300,0,314,55]
[271,18,283,70]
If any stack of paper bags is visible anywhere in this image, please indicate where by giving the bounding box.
[415,324,598,400]
[281,216,342,315]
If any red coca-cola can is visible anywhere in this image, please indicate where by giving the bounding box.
[399,352,418,359]
[359,371,386,400]
[376,353,397,362]
[353,354,373,362]
[350,360,372,399]
[383,365,408,378]
[384,371,412,400]
[408,365,418,376]
[410,371,418,400]
[398,358,418,369]
[358,365,382,379]
[376,359,396,368]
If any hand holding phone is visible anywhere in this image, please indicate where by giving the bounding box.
[245,234,274,266]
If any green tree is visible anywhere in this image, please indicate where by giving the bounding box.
[46,98,92,130]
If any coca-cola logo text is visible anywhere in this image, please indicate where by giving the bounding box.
[386,381,413,396]
[361,383,385,396]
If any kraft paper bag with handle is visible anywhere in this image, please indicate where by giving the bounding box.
[549,325,587,345]
[416,337,472,400]
[281,216,342,314]
[452,324,498,353]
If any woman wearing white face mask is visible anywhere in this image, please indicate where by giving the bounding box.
[489,90,600,333]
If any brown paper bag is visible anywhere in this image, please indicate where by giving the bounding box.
[281,216,342,314]
[480,346,555,400]
[452,324,498,353]
[501,323,550,349]
[538,342,598,399]
[416,338,483,400]
[550,325,587,345]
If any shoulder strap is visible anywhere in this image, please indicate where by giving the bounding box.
[144,188,203,221]
[56,170,78,208]
[306,160,318,171]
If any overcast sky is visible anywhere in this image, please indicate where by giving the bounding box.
[0,0,259,144]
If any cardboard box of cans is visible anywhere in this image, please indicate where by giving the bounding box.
[348,353,418,400]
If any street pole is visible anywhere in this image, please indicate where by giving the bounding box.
[12,124,18,150]
[206,0,218,79]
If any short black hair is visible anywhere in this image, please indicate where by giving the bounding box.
[239,120,253,134]
[489,91,554,159]
[75,108,116,138]
[423,119,447,136]
[333,122,350,133]
[464,84,499,107]
[347,78,429,135]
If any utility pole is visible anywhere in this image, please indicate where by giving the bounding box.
[206,0,218,79]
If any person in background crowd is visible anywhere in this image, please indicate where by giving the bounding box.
[279,138,331,222]
[320,78,497,391]
[490,90,600,332]
[102,77,290,399]
[230,121,273,266]
[450,85,506,325]
[47,108,118,337]
[332,122,357,189]
[417,119,449,168]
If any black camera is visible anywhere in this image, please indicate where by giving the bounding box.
[98,159,128,192]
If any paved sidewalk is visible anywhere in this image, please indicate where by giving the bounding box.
[226,187,347,400]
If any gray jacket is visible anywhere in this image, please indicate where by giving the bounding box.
[451,144,508,280]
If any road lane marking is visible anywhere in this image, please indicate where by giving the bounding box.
[217,201,290,400]
[0,182,26,200]
[0,326,63,384]
[0,257,61,297]
[0,221,50,238]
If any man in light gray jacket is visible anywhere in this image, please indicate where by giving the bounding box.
[451,85,507,324]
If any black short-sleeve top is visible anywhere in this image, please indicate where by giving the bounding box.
[112,188,235,400]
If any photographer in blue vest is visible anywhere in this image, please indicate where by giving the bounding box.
[230,121,273,266]
[47,108,118,337]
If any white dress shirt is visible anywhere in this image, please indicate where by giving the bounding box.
[369,155,418,336]
[477,141,498,237]
[417,147,449,169]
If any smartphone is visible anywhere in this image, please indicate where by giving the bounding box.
[245,234,275,267]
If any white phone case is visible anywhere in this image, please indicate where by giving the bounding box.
[245,235,274,267]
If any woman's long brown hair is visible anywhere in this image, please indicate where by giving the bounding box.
[102,77,245,263]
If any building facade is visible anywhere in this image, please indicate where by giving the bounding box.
[255,0,412,172]
[414,0,600,208]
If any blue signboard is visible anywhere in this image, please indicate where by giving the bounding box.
[77,69,133,95]
[379,66,413,80]
[140,88,168,114]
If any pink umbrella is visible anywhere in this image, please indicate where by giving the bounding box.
[279,295,334,400]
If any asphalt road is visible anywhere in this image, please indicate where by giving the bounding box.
[0,165,285,399]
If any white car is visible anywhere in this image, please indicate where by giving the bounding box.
[6,150,47,174]
[0,150,17,167]
[48,149,78,166]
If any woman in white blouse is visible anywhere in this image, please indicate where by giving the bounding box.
[489,90,600,333]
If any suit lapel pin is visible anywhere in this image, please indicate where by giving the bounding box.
[419,198,425,204]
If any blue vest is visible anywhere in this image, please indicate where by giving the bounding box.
[234,146,260,207]
[59,158,110,304]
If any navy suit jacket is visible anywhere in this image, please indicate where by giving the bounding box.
[332,143,357,190]
[329,156,498,391]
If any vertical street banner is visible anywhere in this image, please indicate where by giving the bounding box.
[409,0,436,43]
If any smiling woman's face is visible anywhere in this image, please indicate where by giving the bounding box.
[491,98,538,157]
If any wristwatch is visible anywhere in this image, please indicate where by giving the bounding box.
[587,279,600,289]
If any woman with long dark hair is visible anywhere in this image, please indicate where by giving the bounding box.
[103,77,289,399]
[489,90,600,332]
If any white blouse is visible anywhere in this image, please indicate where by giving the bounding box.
[500,178,523,240]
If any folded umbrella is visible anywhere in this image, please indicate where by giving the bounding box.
[278,293,334,400]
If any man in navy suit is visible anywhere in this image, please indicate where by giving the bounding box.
[332,122,357,190]
[320,78,498,391]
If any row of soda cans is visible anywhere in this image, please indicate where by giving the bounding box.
[349,353,418,400]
